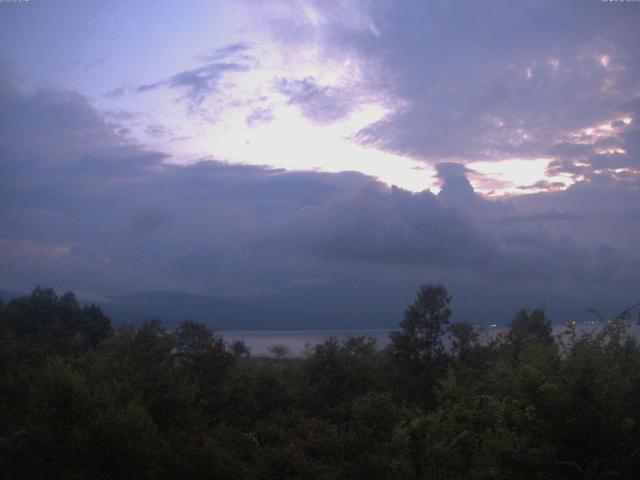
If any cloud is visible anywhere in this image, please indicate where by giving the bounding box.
[130,210,171,233]
[68,150,167,178]
[275,76,357,124]
[83,57,107,69]
[0,73,128,174]
[247,0,640,173]
[435,163,478,206]
[2,58,640,324]
[268,185,497,270]
[197,43,252,62]
[145,123,172,138]
[246,106,274,126]
[138,62,250,108]
[518,180,567,192]
[103,87,126,99]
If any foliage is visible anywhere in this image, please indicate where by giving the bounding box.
[508,308,554,351]
[1,286,639,479]
[389,284,452,405]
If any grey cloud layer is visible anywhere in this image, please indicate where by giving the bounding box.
[275,77,357,124]
[138,62,249,109]
[2,72,638,323]
[249,0,640,188]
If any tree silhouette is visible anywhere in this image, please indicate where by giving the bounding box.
[390,284,452,365]
[390,284,452,405]
[269,344,290,360]
[508,308,553,352]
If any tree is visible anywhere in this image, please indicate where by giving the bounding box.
[508,309,553,351]
[448,321,478,361]
[174,319,234,413]
[269,344,290,361]
[389,284,452,405]
[390,284,452,366]
[175,319,213,352]
[342,335,377,356]
[0,287,112,350]
[229,339,251,358]
[86,305,112,340]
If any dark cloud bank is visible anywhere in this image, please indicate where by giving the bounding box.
[2,65,639,328]
[254,0,640,182]
[3,0,640,327]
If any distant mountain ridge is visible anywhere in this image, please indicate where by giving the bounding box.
[0,288,401,330]
[103,290,289,330]
[0,288,313,331]
[0,289,27,302]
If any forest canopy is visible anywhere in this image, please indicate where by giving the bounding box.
[1,285,639,479]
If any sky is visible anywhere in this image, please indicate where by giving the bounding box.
[1,0,639,327]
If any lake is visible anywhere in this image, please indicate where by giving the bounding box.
[220,322,640,357]
[219,329,392,357]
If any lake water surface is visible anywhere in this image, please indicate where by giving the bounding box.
[220,323,640,358]
[219,329,391,357]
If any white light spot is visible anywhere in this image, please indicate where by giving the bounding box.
[596,148,626,155]
[467,158,573,195]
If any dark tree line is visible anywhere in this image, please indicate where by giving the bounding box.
[1,285,639,479]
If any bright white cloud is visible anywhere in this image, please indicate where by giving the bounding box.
[468,159,573,195]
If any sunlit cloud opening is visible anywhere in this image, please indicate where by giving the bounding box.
[568,116,631,145]
[596,148,626,155]
[211,102,438,192]
[467,158,574,196]
[156,94,437,193]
